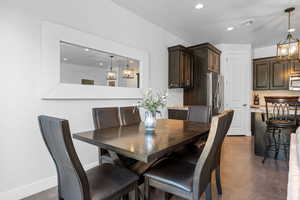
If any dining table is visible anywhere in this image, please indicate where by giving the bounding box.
[73,119,210,176]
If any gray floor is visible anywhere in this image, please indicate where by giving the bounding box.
[23,137,288,200]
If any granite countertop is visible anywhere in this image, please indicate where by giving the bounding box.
[167,106,190,110]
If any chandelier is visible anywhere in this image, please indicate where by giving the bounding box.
[277,7,300,61]
[106,56,117,80]
[122,58,134,79]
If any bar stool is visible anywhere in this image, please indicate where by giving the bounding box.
[262,96,299,163]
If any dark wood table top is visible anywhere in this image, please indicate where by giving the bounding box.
[73,119,210,163]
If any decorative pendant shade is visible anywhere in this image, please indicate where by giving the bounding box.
[122,58,134,79]
[106,56,117,80]
[277,7,300,61]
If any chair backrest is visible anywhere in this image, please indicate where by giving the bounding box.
[192,110,234,199]
[120,106,141,126]
[92,107,120,129]
[264,96,299,123]
[38,116,89,200]
[187,105,211,123]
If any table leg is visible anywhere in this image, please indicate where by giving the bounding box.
[108,150,125,167]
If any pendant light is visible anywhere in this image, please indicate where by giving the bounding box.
[106,56,117,80]
[122,58,134,79]
[277,7,300,61]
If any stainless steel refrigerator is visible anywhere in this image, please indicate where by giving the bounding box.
[184,72,224,116]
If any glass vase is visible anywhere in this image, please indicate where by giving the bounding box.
[144,111,157,132]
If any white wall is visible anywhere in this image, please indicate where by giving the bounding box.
[0,0,187,199]
[61,63,109,85]
[253,45,277,58]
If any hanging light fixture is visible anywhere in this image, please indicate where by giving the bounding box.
[122,58,134,79]
[277,7,300,61]
[106,56,117,80]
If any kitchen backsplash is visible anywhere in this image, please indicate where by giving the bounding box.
[252,90,300,105]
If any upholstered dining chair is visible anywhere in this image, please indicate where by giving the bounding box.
[173,109,233,196]
[120,106,141,126]
[92,107,120,164]
[143,110,234,200]
[38,115,139,200]
[187,105,211,123]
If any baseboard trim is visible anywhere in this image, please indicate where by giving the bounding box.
[1,161,99,200]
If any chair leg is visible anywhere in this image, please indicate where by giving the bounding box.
[98,147,102,165]
[215,166,222,195]
[262,130,271,163]
[275,132,280,160]
[205,182,212,200]
[162,192,171,200]
[122,194,129,200]
[144,177,150,200]
[134,184,139,200]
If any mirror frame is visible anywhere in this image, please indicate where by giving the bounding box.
[41,22,149,99]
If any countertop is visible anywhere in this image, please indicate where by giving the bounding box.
[250,104,300,113]
[167,106,189,110]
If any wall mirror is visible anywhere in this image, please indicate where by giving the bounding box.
[60,42,140,88]
[41,22,149,99]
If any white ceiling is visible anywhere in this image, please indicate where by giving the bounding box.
[112,0,300,47]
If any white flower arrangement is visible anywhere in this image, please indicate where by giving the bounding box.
[137,88,168,115]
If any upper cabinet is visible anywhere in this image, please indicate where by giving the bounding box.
[189,43,221,73]
[253,57,289,90]
[253,59,270,90]
[168,45,193,88]
[168,43,221,89]
[290,61,300,74]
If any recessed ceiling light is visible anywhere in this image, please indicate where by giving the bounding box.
[84,48,89,52]
[195,3,204,9]
[227,26,234,31]
[99,62,103,66]
[63,58,68,61]
[289,28,296,32]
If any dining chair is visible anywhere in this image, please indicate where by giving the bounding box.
[143,110,234,200]
[187,105,211,123]
[172,109,233,196]
[120,106,141,126]
[186,105,211,149]
[38,115,139,200]
[92,107,121,164]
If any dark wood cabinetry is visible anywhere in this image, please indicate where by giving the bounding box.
[183,43,221,105]
[168,43,220,89]
[168,46,193,88]
[253,57,289,90]
[270,61,289,90]
[253,59,270,90]
[188,43,221,73]
[290,61,300,74]
[168,109,188,120]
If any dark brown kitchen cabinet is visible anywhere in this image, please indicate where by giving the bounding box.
[168,45,193,88]
[168,109,188,120]
[253,60,270,90]
[270,61,289,90]
[188,43,221,74]
[253,57,289,90]
[290,61,300,74]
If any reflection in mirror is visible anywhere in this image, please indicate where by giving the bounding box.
[60,41,140,88]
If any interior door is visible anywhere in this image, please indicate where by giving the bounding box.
[223,53,251,136]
